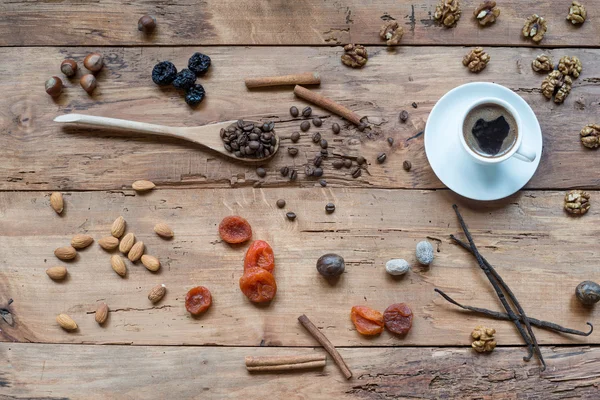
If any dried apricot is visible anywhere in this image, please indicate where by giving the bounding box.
[351,306,384,336]
[185,286,212,315]
[239,267,277,303]
[219,216,252,244]
[244,240,275,272]
[383,303,413,335]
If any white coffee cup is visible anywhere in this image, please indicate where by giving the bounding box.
[459,97,536,164]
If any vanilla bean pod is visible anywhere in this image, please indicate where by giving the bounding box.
[435,289,593,336]
[452,204,545,370]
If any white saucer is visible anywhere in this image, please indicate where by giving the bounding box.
[424,82,543,201]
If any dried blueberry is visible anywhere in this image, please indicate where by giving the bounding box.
[188,52,211,76]
[172,68,196,90]
[185,84,206,107]
[152,61,177,86]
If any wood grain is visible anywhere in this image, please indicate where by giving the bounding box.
[1,1,599,47]
[0,189,597,347]
[2,343,600,399]
[2,46,600,191]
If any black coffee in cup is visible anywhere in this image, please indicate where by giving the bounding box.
[463,103,518,158]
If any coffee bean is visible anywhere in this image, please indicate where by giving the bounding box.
[231,141,240,150]
[290,106,299,117]
[320,149,328,157]
[332,123,340,134]
[276,199,286,208]
[387,137,394,146]
[288,147,299,157]
[249,141,260,150]
[262,121,274,132]
[357,123,366,132]
[320,139,328,149]
[343,159,352,168]
[403,160,412,171]
[351,167,362,178]
[305,165,314,177]
[243,123,254,132]
[302,106,312,117]
[249,133,259,141]
[313,117,322,127]
[312,132,321,143]
[290,169,298,181]
[237,120,244,128]
[300,121,310,132]
[313,155,323,167]
[235,151,242,157]
[332,159,344,169]
[256,167,266,177]
[325,203,336,213]
[412,102,418,109]
[313,167,323,177]
[291,131,300,143]
[286,212,297,221]
[399,110,409,122]
[280,166,290,177]
[320,179,327,187]
[356,156,366,165]
[377,152,387,163]
[224,144,232,152]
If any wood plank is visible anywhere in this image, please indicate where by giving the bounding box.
[1,1,599,47]
[1,189,598,346]
[2,343,599,399]
[1,46,600,191]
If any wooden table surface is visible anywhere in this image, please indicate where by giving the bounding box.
[1,1,600,399]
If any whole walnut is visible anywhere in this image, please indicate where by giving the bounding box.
[541,70,572,104]
[473,1,500,26]
[581,124,600,149]
[564,190,590,215]
[567,1,587,25]
[341,44,368,68]
[532,54,553,73]
[379,21,404,46]
[434,0,461,28]
[471,326,496,353]
[463,47,490,73]
[522,14,547,43]
[558,55,582,79]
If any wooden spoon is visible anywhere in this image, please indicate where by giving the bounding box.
[54,114,280,163]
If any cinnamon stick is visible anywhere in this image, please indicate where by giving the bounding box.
[245,354,327,372]
[293,85,363,126]
[298,314,352,379]
[245,72,321,89]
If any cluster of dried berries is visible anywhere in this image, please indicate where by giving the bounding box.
[567,1,587,25]
[462,47,490,73]
[341,44,368,68]
[531,54,553,72]
[473,1,500,26]
[151,52,211,107]
[564,190,590,215]
[540,55,582,104]
[580,124,600,149]
[522,14,547,43]
[471,326,497,353]
[379,21,404,46]
[434,0,461,27]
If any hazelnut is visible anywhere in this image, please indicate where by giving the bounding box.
[138,15,157,33]
[83,52,104,72]
[60,59,78,77]
[45,76,63,97]
[80,74,97,94]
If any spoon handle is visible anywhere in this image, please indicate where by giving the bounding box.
[54,114,181,136]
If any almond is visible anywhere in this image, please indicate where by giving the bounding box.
[95,303,109,325]
[132,180,156,192]
[119,232,135,254]
[54,246,77,260]
[57,314,78,331]
[110,255,127,277]
[50,192,64,214]
[98,236,119,250]
[71,234,94,249]
[141,255,160,272]
[148,284,166,303]
[46,266,68,280]
[111,216,126,238]
[154,223,174,238]
[128,241,145,262]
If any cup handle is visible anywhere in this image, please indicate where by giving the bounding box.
[513,142,536,163]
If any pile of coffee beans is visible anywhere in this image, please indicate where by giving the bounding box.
[220,120,277,159]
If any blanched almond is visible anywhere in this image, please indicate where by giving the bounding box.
[46,266,68,280]
[57,314,78,331]
[119,233,135,254]
[110,255,127,277]
[54,246,77,260]
[154,223,174,238]
[111,216,126,238]
[128,241,144,262]
[141,255,160,272]
[132,180,155,192]
[98,236,119,250]
[95,303,109,325]
[71,234,94,249]
[148,284,166,303]
[50,192,64,214]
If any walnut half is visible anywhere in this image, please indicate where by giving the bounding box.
[581,124,600,149]
[434,0,461,28]
[471,326,496,353]
[567,1,587,25]
[379,21,404,46]
[565,190,590,215]
[341,44,368,68]
[532,54,553,73]
[473,1,500,26]
[463,47,490,73]
[558,55,582,79]
[522,14,547,43]
[541,70,572,104]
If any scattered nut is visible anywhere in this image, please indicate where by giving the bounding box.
[60,59,78,77]
[575,280,600,305]
[132,180,156,192]
[564,189,590,215]
[434,0,461,27]
[541,70,572,104]
[119,233,136,254]
[71,234,94,250]
[471,326,496,353]
[111,216,126,238]
[148,284,166,303]
[45,76,63,97]
[111,255,127,277]
[138,15,157,32]
[50,192,64,214]
[379,20,404,46]
[473,1,500,26]
[532,54,553,72]
[385,259,410,276]
[567,1,586,25]
[581,124,600,149]
[341,44,368,68]
[83,52,104,72]
[558,55,582,79]
[95,303,109,325]
[522,14,547,43]
[80,74,97,94]
[46,266,68,281]
[416,241,434,265]
[98,236,119,250]
[141,255,161,272]
[462,47,490,73]
[54,246,77,261]
[57,314,78,331]
[128,241,145,262]
[154,223,174,238]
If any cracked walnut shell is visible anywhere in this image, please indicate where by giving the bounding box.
[341,44,368,68]
[581,124,600,149]
[434,0,461,28]
[474,1,500,26]
[567,1,586,25]
[522,14,547,43]
[565,190,590,215]
[532,54,553,73]
[558,56,582,79]
[379,21,404,46]
[471,326,496,353]
[541,71,572,104]
[463,47,490,72]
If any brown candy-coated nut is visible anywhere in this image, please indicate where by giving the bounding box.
[80,74,97,94]
[60,59,78,77]
[45,76,63,97]
[138,15,157,32]
[84,52,104,72]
